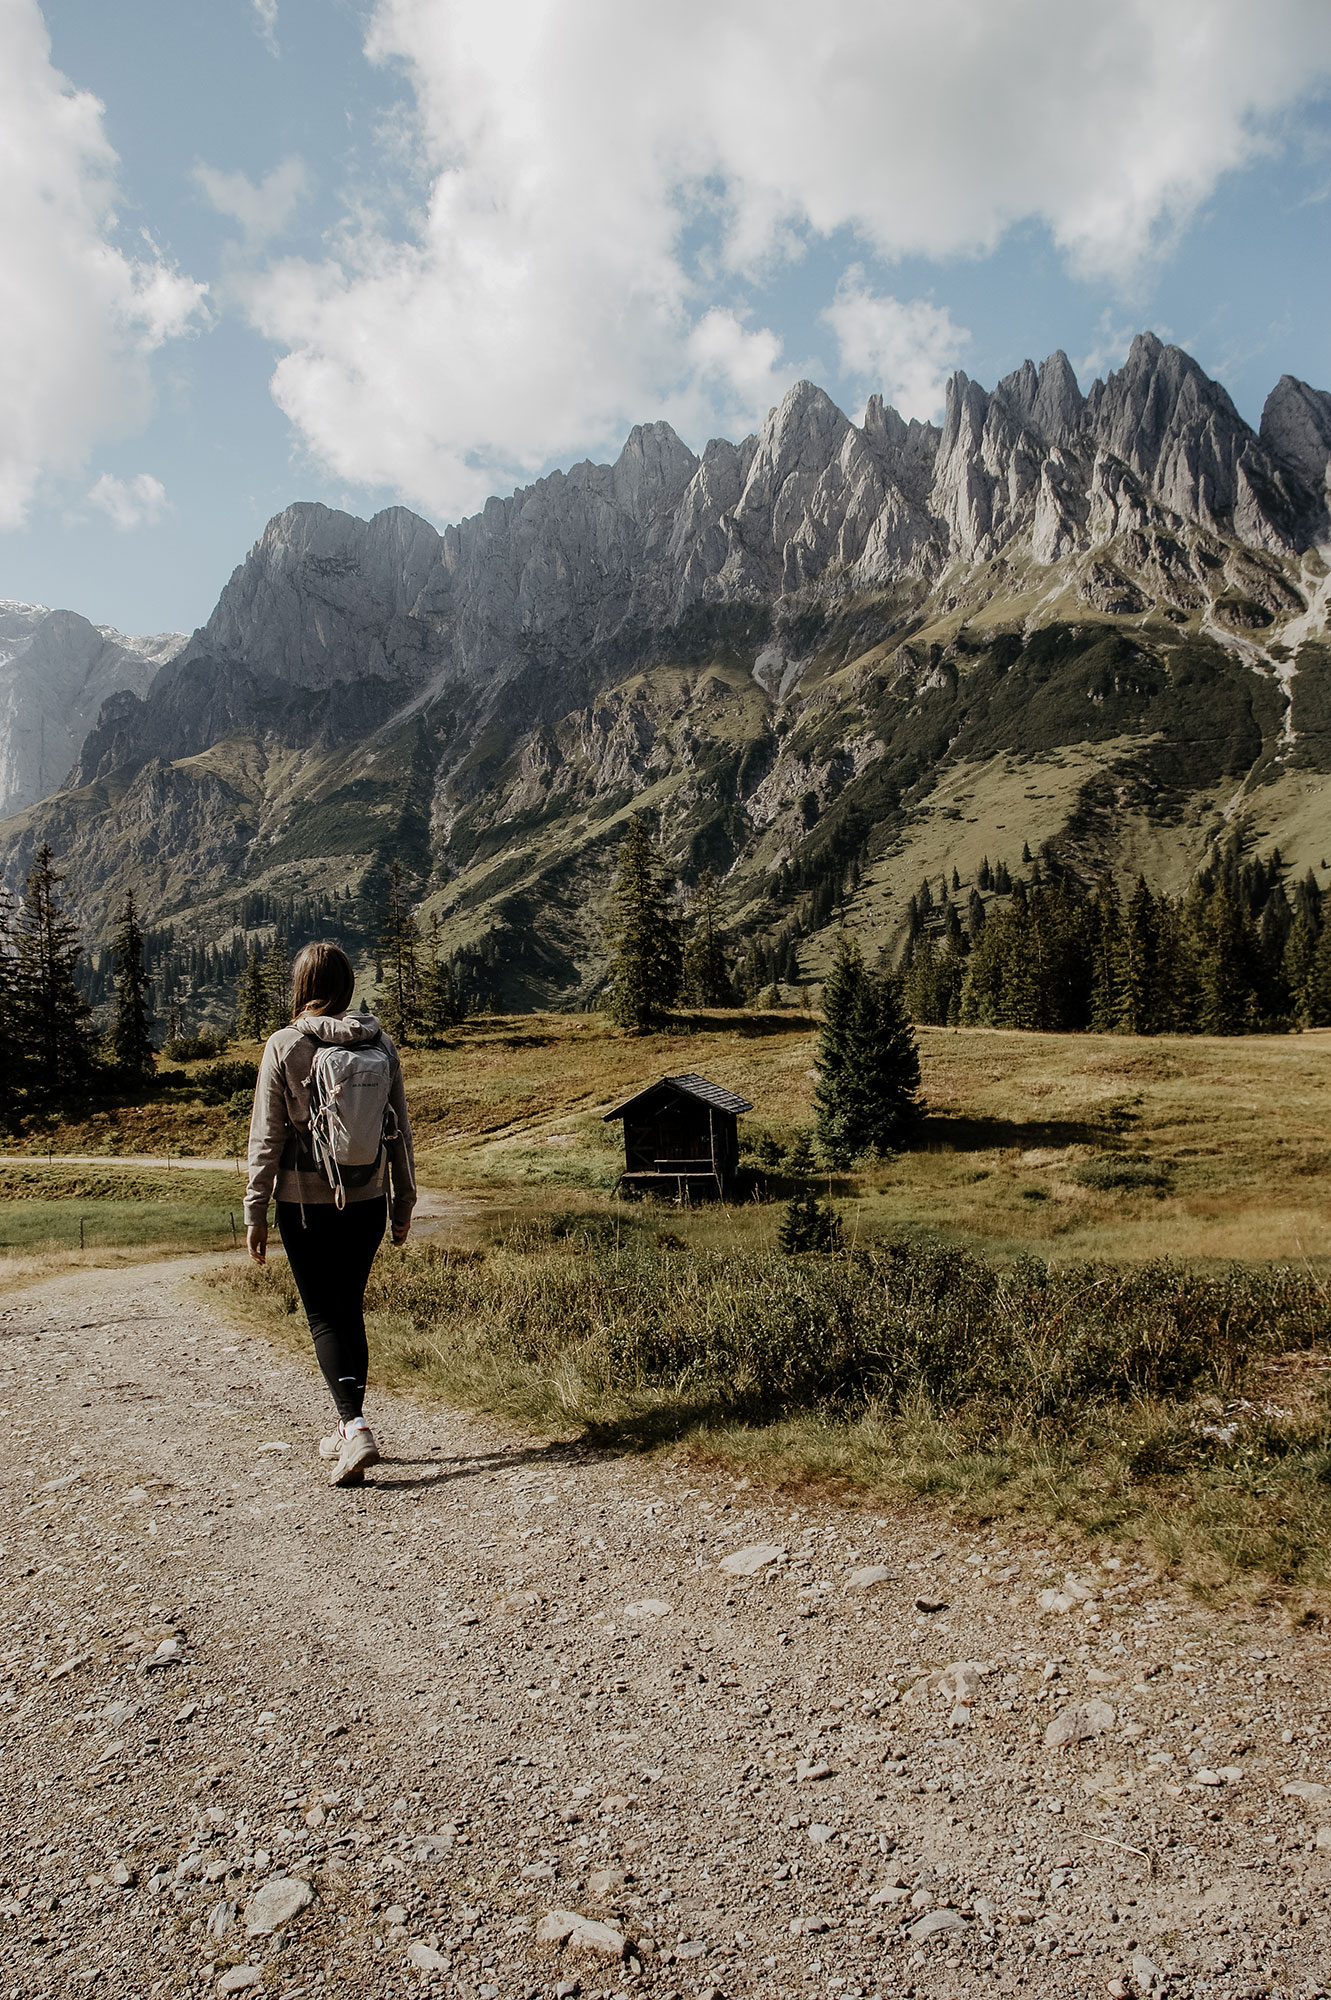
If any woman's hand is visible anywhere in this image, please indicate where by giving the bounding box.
[247,1223,268,1265]
[391,1219,411,1247]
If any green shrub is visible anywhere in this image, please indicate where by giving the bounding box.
[1074,1154,1172,1193]
[198,1059,259,1101]
[162,1032,230,1062]
[778,1188,843,1254]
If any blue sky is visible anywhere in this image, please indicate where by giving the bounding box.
[4,0,1331,638]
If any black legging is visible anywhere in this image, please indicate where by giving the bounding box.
[276,1198,387,1423]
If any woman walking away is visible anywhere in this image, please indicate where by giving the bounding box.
[243,941,416,1486]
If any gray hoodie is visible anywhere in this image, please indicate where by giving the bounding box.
[243,1011,417,1229]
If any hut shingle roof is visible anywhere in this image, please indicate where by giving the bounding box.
[603,1072,754,1121]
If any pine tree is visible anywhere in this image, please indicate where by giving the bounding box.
[13,843,94,1105]
[680,868,735,1006]
[815,932,922,1165]
[263,934,291,1028]
[1088,878,1125,1031]
[1195,886,1262,1034]
[420,914,462,1038]
[108,889,155,1078]
[235,949,268,1040]
[1286,912,1319,1024]
[0,885,18,1119]
[605,814,681,1032]
[378,862,421,1042]
[778,1185,843,1254]
[1303,920,1331,1027]
[1121,877,1165,1035]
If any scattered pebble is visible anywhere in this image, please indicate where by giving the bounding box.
[718,1543,784,1577]
[244,1876,314,1936]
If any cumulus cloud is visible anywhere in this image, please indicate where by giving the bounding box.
[241,0,1331,519]
[0,0,206,531]
[822,272,969,422]
[194,156,310,245]
[86,471,168,531]
[252,0,279,57]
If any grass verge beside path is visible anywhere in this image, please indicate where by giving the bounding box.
[205,1216,1331,1605]
[0,1164,246,1262]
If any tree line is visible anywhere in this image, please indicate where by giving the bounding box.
[0,846,155,1118]
[901,837,1331,1036]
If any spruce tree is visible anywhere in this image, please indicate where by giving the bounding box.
[1121,877,1164,1034]
[1088,877,1126,1032]
[1302,920,1331,1027]
[108,889,155,1078]
[0,886,18,1118]
[420,914,462,1037]
[263,933,291,1027]
[815,932,922,1165]
[378,861,421,1041]
[680,868,734,1006]
[778,1185,843,1254]
[13,843,94,1105]
[235,949,269,1040]
[1196,887,1261,1034]
[605,814,681,1032]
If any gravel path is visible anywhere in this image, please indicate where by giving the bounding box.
[3,1253,1330,2000]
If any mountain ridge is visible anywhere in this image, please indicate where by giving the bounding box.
[4,331,1331,1015]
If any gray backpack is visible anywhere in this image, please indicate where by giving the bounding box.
[305,1032,398,1207]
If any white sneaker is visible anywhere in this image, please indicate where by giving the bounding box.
[331,1426,380,1486]
[320,1419,371,1460]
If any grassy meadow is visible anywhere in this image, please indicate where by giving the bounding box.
[11,1011,1331,1595]
[0,1163,246,1291]
[20,1009,1331,1269]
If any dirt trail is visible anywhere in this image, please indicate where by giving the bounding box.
[2,1254,1330,2000]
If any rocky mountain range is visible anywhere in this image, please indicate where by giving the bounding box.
[0,604,182,818]
[4,331,1331,1010]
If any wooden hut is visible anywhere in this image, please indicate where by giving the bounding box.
[604,1073,753,1201]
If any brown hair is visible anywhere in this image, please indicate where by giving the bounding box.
[290,941,356,1019]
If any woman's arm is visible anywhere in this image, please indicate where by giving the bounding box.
[386,1052,417,1243]
[243,1037,288,1255]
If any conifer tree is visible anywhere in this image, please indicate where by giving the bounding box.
[14,843,94,1104]
[378,861,421,1042]
[1121,877,1165,1035]
[1088,878,1125,1032]
[0,886,17,1118]
[420,914,462,1037]
[1195,887,1261,1034]
[263,933,291,1028]
[605,814,681,1032]
[815,932,922,1165]
[778,1185,843,1253]
[680,868,734,1006]
[1302,919,1331,1027]
[108,889,155,1077]
[235,949,269,1040]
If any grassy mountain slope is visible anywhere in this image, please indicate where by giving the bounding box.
[2,521,1329,1012]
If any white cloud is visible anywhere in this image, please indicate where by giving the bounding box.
[86,471,168,531]
[822,272,969,422]
[252,0,279,57]
[240,0,1331,519]
[0,0,207,531]
[194,157,310,245]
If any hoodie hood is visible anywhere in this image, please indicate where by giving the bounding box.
[295,1010,384,1045]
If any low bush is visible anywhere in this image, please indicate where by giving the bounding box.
[209,1233,1331,1589]
[1073,1154,1173,1194]
[197,1059,259,1102]
[162,1032,230,1062]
